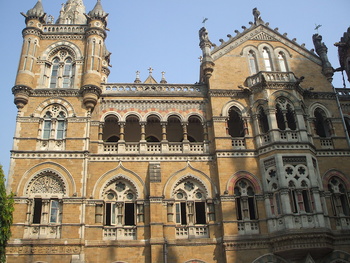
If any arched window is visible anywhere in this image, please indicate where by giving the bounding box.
[275,98,297,130]
[170,178,212,226]
[262,48,273,71]
[248,50,258,75]
[258,106,269,133]
[103,115,120,142]
[278,52,288,72]
[49,58,60,89]
[41,104,67,140]
[187,116,204,142]
[49,51,75,89]
[314,108,331,137]
[103,178,143,226]
[27,171,66,225]
[145,115,161,142]
[234,179,257,220]
[284,163,313,214]
[227,107,245,137]
[328,177,350,216]
[124,115,141,142]
[167,115,183,142]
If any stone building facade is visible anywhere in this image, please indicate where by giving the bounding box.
[6,1,350,262]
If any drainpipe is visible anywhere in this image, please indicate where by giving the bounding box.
[332,84,350,148]
[163,238,168,263]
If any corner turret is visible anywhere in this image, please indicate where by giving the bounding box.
[80,0,109,112]
[14,0,46,109]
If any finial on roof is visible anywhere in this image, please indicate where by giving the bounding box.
[253,8,264,25]
[160,72,167,84]
[25,0,45,20]
[134,71,141,83]
[88,0,108,20]
[148,67,154,76]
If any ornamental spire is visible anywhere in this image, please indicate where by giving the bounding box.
[87,0,108,26]
[56,0,87,24]
[23,0,46,22]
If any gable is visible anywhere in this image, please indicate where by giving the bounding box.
[211,24,321,65]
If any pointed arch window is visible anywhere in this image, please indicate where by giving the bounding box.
[278,52,288,72]
[103,115,120,142]
[328,177,350,217]
[314,108,332,137]
[103,179,144,227]
[234,179,257,220]
[41,104,67,140]
[262,48,273,71]
[275,98,297,131]
[187,115,204,142]
[248,50,258,75]
[48,51,75,89]
[227,107,245,137]
[258,106,269,133]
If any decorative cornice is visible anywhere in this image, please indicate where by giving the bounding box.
[209,89,249,98]
[31,89,79,97]
[80,85,102,97]
[22,27,42,37]
[86,27,107,39]
[12,85,34,96]
[303,91,336,100]
[102,83,207,97]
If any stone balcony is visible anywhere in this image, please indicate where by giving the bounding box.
[246,71,299,89]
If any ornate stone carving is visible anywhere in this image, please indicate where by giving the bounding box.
[27,172,66,195]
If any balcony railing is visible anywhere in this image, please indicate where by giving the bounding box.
[42,25,86,34]
[246,71,297,88]
[237,221,259,235]
[101,141,208,154]
[175,225,209,239]
[103,226,136,240]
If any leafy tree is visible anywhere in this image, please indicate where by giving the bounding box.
[0,165,14,263]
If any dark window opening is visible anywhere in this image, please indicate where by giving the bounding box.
[146,135,160,142]
[258,107,269,133]
[236,197,242,220]
[106,135,120,142]
[248,197,257,219]
[228,107,245,137]
[105,203,112,226]
[276,106,286,130]
[33,198,42,224]
[180,202,187,225]
[286,106,296,130]
[124,203,135,226]
[302,190,312,213]
[340,195,350,216]
[195,202,206,224]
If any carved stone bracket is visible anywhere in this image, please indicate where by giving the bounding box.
[12,85,34,109]
[80,85,102,111]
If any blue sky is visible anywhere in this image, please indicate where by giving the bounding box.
[0,0,349,178]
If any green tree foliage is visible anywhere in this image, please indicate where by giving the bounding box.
[0,165,14,262]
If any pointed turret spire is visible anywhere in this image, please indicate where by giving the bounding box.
[22,0,46,23]
[87,0,108,26]
[57,0,87,24]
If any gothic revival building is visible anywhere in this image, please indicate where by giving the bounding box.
[6,1,350,262]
